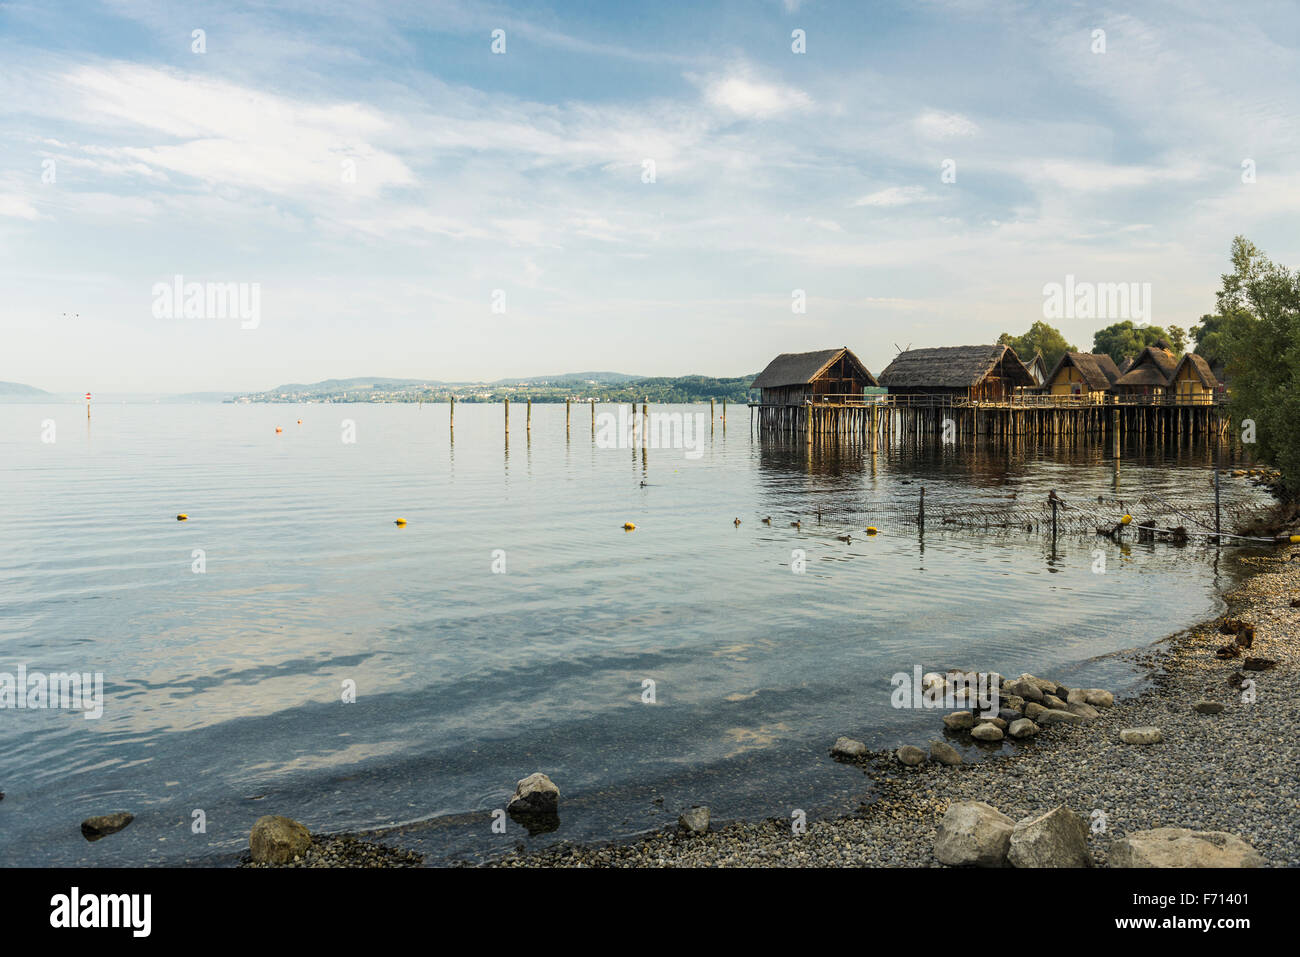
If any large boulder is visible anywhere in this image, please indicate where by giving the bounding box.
[1038,709,1085,725]
[934,801,1014,867]
[1008,806,1093,868]
[249,815,311,864]
[507,772,560,817]
[1111,828,1264,867]
[971,723,1004,742]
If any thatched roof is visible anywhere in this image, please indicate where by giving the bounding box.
[750,347,877,389]
[1114,346,1178,388]
[877,344,1034,389]
[1046,352,1122,391]
[1172,352,1217,388]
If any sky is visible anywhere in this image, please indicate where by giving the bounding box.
[1,0,1298,393]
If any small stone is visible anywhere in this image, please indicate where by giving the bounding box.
[977,715,1008,730]
[678,806,710,834]
[831,736,868,759]
[897,745,926,766]
[1066,688,1089,706]
[1008,806,1092,868]
[971,723,1004,741]
[1002,694,1025,711]
[1042,694,1067,710]
[943,711,975,731]
[1119,727,1163,745]
[1066,701,1100,720]
[1008,718,1039,738]
[1242,657,1276,671]
[930,740,963,766]
[1194,701,1225,715]
[1024,702,1049,720]
[934,801,1014,867]
[1111,828,1263,867]
[1038,708,1085,725]
[998,708,1022,723]
[81,812,134,842]
[249,815,310,864]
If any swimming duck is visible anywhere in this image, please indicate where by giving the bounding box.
[836,534,852,543]
[761,516,771,525]
[791,520,801,529]
[733,517,741,526]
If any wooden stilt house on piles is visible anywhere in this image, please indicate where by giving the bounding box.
[1111,344,1178,397]
[750,347,878,406]
[1169,352,1220,403]
[877,344,1035,403]
[1042,352,1122,400]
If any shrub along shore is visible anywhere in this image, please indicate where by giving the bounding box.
[484,546,1300,868]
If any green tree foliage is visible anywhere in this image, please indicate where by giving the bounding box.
[997,321,1076,369]
[1091,320,1171,366]
[1216,236,1300,499]
[1165,324,1188,354]
[1190,313,1230,369]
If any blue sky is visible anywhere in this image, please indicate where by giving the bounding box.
[2,0,1298,393]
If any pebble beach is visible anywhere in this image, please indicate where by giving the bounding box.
[486,547,1300,868]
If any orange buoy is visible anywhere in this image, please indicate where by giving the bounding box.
[297,419,302,425]
[275,427,283,433]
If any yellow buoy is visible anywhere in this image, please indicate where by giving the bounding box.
[865,526,878,535]
[1120,514,1133,525]
[176,514,188,521]
[623,522,636,531]
[394,518,407,526]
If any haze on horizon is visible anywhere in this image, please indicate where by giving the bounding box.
[1,0,1297,394]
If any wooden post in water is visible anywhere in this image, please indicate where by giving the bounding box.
[641,402,648,448]
[710,398,715,433]
[919,486,925,532]
[526,398,532,434]
[450,395,455,433]
[591,398,596,436]
[566,399,571,437]
[504,398,509,435]
[1214,412,1222,542]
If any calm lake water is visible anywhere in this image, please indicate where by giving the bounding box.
[0,403,1266,865]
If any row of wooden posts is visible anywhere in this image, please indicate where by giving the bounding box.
[447,396,730,436]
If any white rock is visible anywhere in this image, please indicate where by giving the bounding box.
[934,801,1014,867]
[1111,828,1263,867]
[1119,727,1163,745]
[1009,806,1093,868]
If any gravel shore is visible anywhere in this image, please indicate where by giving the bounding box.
[240,835,423,868]
[488,547,1300,867]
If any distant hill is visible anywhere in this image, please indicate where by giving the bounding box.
[0,380,53,401]
[266,377,445,394]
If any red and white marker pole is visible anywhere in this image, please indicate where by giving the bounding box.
[85,391,91,420]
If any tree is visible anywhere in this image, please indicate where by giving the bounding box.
[998,321,1076,369]
[1190,313,1230,369]
[1091,320,1170,366]
[1165,324,1188,354]
[1216,235,1300,500]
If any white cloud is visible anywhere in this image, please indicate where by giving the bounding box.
[913,110,979,139]
[0,193,41,220]
[699,70,812,118]
[851,186,934,207]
